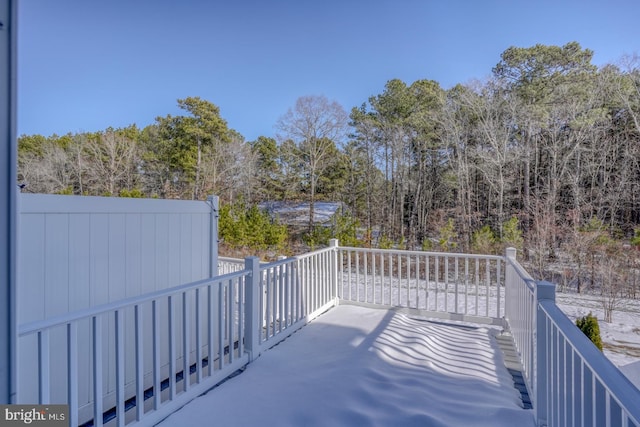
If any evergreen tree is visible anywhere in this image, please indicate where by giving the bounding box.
[576,313,603,351]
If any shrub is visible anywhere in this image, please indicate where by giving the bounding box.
[438,218,458,252]
[219,202,288,252]
[303,225,332,251]
[332,208,360,247]
[471,225,496,254]
[119,188,145,198]
[501,216,523,253]
[576,313,603,351]
[377,235,394,249]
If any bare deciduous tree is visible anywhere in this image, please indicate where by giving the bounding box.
[276,95,348,230]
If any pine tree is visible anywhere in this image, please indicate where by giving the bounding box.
[576,313,603,351]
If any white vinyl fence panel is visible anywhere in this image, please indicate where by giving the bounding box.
[17,194,218,424]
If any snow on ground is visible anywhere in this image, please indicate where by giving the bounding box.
[619,361,640,390]
[555,291,640,387]
[157,305,534,427]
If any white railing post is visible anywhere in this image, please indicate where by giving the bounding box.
[207,195,219,277]
[244,257,261,362]
[329,239,339,305]
[504,247,516,318]
[535,280,556,427]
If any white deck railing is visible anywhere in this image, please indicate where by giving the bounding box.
[336,246,505,324]
[16,241,640,426]
[505,249,640,427]
[18,270,250,427]
[253,246,338,353]
[217,257,246,275]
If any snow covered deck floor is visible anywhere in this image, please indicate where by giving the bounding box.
[156,305,535,427]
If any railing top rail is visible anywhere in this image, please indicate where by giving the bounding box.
[539,300,640,424]
[259,245,336,270]
[338,245,504,261]
[505,255,536,292]
[18,269,250,337]
[218,256,245,263]
[293,245,336,261]
[260,256,295,270]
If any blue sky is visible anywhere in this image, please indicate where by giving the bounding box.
[18,0,640,142]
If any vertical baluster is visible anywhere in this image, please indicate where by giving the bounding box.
[372,252,377,304]
[445,256,449,312]
[309,256,313,311]
[273,266,282,335]
[580,359,586,426]
[435,255,439,311]
[485,258,490,317]
[337,249,342,299]
[475,259,480,316]
[238,277,244,356]
[355,252,360,302]
[406,254,410,308]
[115,310,126,426]
[93,315,103,427]
[182,293,190,393]
[37,330,50,404]
[228,279,234,363]
[67,322,78,427]
[279,264,284,332]
[195,288,202,383]
[464,257,469,315]
[388,252,393,306]
[207,285,215,373]
[568,342,574,427]
[266,268,272,339]
[320,252,329,307]
[415,255,420,309]
[312,255,318,311]
[284,263,290,328]
[322,252,327,305]
[168,295,176,399]
[135,304,144,420]
[347,251,352,301]
[298,260,303,318]
[152,301,162,410]
[290,262,296,323]
[304,257,310,312]
[364,251,368,303]
[397,253,401,306]
[425,255,430,311]
[272,266,278,335]
[323,251,327,305]
[300,258,308,317]
[454,257,459,314]
[217,283,224,370]
[261,268,267,335]
[380,252,385,305]
[324,251,330,304]
[322,252,326,305]
[496,259,501,318]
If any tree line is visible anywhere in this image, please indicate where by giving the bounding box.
[18,42,640,299]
